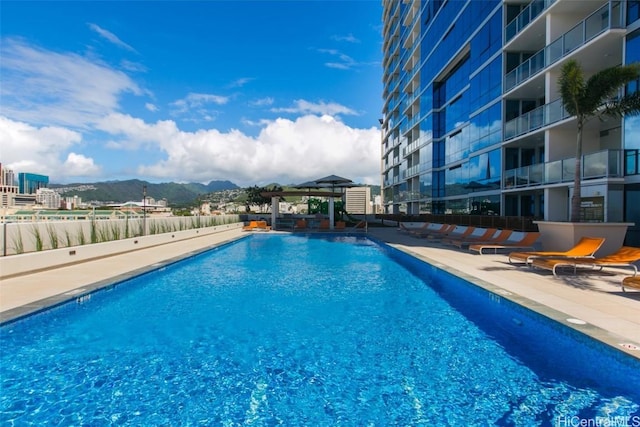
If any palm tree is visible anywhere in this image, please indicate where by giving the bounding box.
[558,59,640,222]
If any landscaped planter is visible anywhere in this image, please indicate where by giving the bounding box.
[0,223,243,279]
[533,221,634,257]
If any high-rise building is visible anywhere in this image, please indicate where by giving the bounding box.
[18,172,49,194]
[0,163,19,208]
[381,0,640,242]
[346,186,373,214]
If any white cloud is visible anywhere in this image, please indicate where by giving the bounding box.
[249,97,274,107]
[317,48,356,70]
[0,38,142,128]
[145,103,158,112]
[0,116,100,178]
[97,113,380,186]
[331,33,360,43]
[88,23,137,52]
[170,93,230,122]
[228,77,254,88]
[272,99,358,116]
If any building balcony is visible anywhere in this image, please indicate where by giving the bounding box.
[504,98,570,140]
[505,0,555,43]
[504,1,624,93]
[503,149,630,189]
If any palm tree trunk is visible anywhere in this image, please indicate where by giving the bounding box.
[570,121,583,222]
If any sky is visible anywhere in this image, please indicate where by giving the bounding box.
[0,0,383,187]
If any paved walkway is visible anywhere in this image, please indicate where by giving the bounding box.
[1,225,639,359]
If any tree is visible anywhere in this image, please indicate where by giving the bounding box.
[558,59,640,222]
[244,185,283,213]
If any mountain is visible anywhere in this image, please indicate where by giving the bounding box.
[50,179,239,205]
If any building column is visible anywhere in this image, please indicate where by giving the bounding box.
[271,197,279,230]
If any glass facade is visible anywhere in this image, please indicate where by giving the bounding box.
[382,0,639,227]
[382,0,501,215]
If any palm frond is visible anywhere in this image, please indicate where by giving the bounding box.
[558,59,585,117]
[585,64,640,114]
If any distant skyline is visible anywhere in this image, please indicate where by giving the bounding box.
[0,1,383,187]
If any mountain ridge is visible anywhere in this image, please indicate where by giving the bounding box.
[49,179,239,205]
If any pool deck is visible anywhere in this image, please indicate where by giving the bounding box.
[1,226,639,360]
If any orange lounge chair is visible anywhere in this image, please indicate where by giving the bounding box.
[242,220,259,231]
[319,219,330,230]
[508,236,605,265]
[469,231,540,255]
[439,226,476,243]
[467,229,514,253]
[622,276,640,292]
[294,219,307,230]
[255,220,271,231]
[412,223,454,238]
[531,246,640,277]
[448,228,498,248]
[335,221,346,230]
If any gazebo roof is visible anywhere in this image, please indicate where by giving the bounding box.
[260,190,343,198]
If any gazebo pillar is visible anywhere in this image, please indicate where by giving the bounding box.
[271,196,279,230]
[329,197,335,230]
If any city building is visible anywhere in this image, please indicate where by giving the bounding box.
[36,188,61,209]
[381,0,640,243]
[0,163,18,208]
[18,173,49,194]
[345,186,373,214]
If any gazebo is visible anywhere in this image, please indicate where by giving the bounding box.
[260,175,356,230]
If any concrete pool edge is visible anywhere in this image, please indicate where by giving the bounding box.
[0,233,249,325]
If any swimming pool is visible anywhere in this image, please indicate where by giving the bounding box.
[1,234,639,425]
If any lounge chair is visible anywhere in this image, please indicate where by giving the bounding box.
[448,228,498,248]
[469,231,540,255]
[335,221,346,230]
[439,226,476,244]
[242,220,259,231]
[622,276,640,292]
[412,223,454,238]
[466,229,514,253]
[294,219,307,230]
[508,236,605,265]
[319,219,330,230]
[255,220,271,231]
[531,246,640,277]
[398,222,430,234]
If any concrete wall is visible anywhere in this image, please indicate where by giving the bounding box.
[0,215,240,256]
[0,222,243,279]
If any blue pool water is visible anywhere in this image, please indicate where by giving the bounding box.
[1,234,639,426]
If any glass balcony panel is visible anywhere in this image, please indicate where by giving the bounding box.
[562,160,576,181]
[530,50,546,75]
[583,151,608,178]
[547,99,565,122]
[626,150,639,175]
[530,163,544,185]
[563,24,583,55]
[585,7,609,40]
[546,160,562,183]
[504,170,516,189]
[517,167,530,187]
[608,149,621,176]
[547,38,563,64]
[530,108,544,130]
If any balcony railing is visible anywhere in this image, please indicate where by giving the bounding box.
[505,0,555,43]
[503,149,626,189]
[504,98,570,140]
[504,1,623,93]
